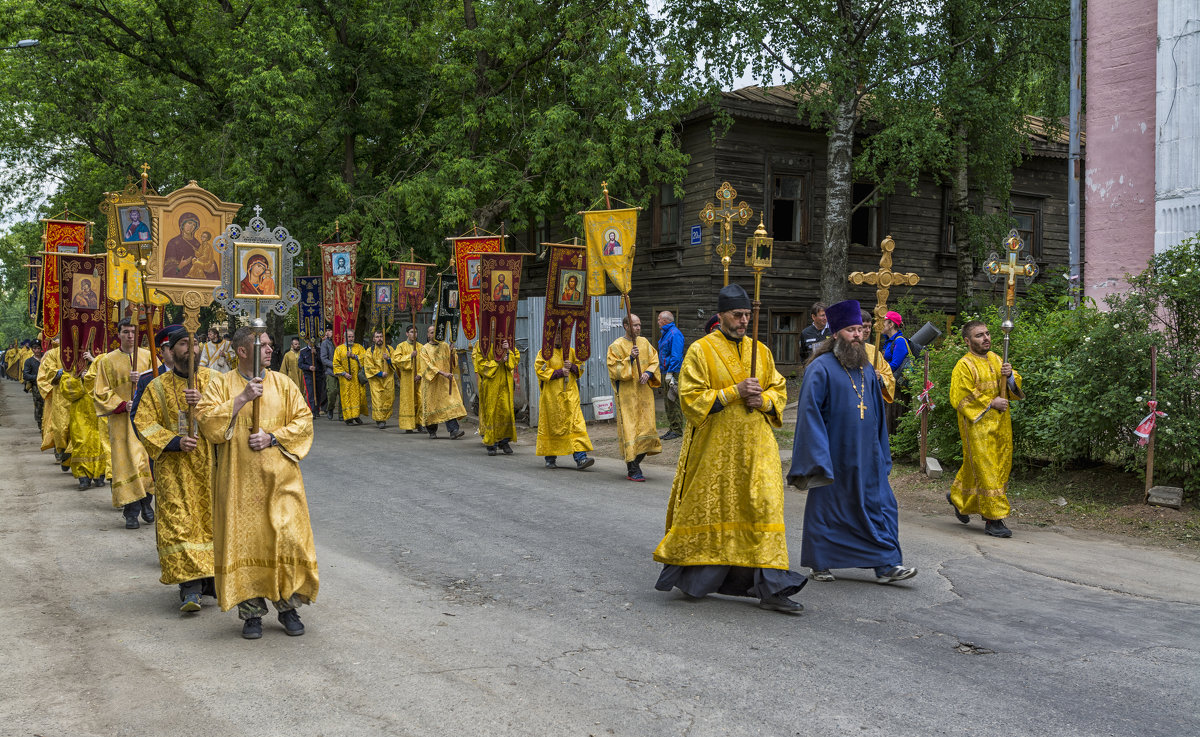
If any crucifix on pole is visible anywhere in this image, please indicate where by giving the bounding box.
[848,235,920,353]
[983,229,1038,398]
[699,181,753,286]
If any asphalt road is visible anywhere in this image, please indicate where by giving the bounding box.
[1,381,1197,737]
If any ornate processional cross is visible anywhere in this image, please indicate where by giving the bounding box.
[699,181,753,286]
[848,235,920,351]
[984,229,1038,322]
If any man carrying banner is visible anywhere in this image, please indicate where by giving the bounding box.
[948,320,1024,538]
[389,324,423,433]
[93,318,156,529]
[472,338,519,455]
[654,284,806,613]
[332,327,367,426]
[134,328,216,612]
[319,324,339,420]
[61,351,109,490]
[364,330,395,429]
[535,330,594,470]
[606,314,662,481]
[420,324,465,439]
[197,326,318,639]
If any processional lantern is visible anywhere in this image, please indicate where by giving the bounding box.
[742,215,773,383]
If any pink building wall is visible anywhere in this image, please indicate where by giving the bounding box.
[1083,0,1158,305]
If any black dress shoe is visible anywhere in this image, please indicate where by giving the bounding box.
[278,609,305,636]
[125,516,140,530]
[242,617,263,640]
[353,417,364,425]
[984,519,1013,538]
[660,431,681,440]
[487,447,497,456]
[77,477,90,490]
[141,499,155,524]
[499,442,513,455]
[758,594,804,614]
[947,493,970,524]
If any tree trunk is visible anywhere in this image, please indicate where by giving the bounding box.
[952,121,974,312]
[820,98,856,305]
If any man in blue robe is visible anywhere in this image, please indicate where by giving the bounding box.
[786,300,917,584]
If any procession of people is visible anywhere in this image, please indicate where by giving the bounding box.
[11,279,1027,636]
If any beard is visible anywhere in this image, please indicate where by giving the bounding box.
[833,336,868,370]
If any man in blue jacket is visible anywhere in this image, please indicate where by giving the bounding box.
[656,311,685,440]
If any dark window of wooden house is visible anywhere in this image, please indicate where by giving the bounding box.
[940,187,956,253]
[1012,208,1042,260]
[652,184,681,248]
[771,174,806,241]
[770,310,801,365]
[850,183,886,249]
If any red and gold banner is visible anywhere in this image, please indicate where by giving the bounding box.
[321,241,361,345]
[395,262,428,314]
[478,252,527,357]
[58,254,107,374]
[41,219,89,348]
[541,244,590,362]
[452,236,504,340]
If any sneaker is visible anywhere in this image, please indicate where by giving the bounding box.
[77,477,90,490]
[180,593,202,613]
[499,442,513,455]
[810,570,836,582]
[449,429,465,440]
[758,594,804,614]
[626,469,646,482]
[242,616,263,640]
[876,565,918,583]
[947,493,970,524]
[544,458,558,469]
[575,457,595,471]
[278,609,305,636]
[487,446,498,456]
[984,519,1013,538]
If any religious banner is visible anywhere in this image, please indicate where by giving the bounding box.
[321,241,361,345]
[295,275,324,343]
[363,278,397,330]
[540,244,590,361]
[478,252,527,358]
[450,235,504,340]
[395,262,427,313]
[583,207,637,296]
[27,255,42,322]
[434,275,460,343]
[58,253,108,374]
[41,217,90,348]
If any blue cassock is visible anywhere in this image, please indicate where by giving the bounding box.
[787,352,902,570]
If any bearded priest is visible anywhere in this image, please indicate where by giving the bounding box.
[787,300,917,585]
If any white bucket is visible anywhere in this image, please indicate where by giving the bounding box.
[592,395,615,420]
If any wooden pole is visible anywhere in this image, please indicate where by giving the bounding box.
[1145,345,1157,500]
[920,350,930,473]
[622,291,641,376]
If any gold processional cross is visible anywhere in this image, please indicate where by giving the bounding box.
[983,229,1038,323]
[848,235,920,353]
[699,182,753,286]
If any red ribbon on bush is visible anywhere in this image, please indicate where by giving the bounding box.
[1133,400,1166,446]
[915,380,935,416]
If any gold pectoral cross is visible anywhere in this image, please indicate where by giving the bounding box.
[857,398,866,420]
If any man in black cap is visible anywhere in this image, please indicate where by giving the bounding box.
[654,284,806,613]
[23,341,44,430]
[131,325,181,423]
[787,300,917,585]
[319,323,340,420]
[134,328,217,613]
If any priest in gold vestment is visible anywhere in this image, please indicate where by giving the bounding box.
[37,341,73,468]
[363,330,395,429]
[948,320,1024,539]
[534,337,594,470]
[389,324,423,432]
[420,325,466,439]
[61,354,109,489]
[279,336,305,389]
[135,329,216,613]
[654,285,805,613]
[93,319,155,529]
[332,328,368,425]
[606,313,661,481]
[472,338,519,455]
[198,326,317,639]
